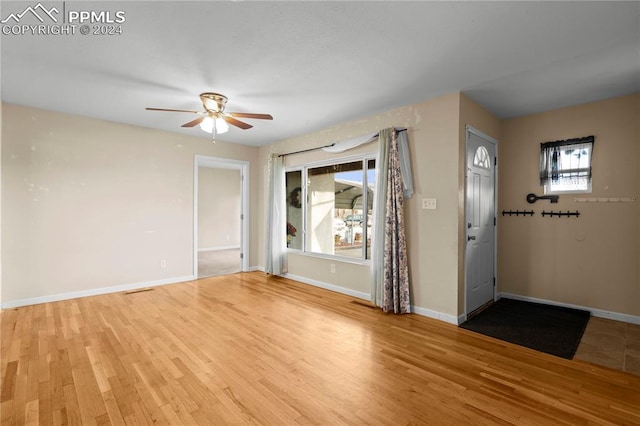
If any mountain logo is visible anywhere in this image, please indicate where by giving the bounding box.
[1,3,60,24]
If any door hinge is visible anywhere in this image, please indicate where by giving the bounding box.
[493,277,496,287]
[240,214,244,220]
[494,216,496,226]
[240,253,244,259]
[494,156,497,166]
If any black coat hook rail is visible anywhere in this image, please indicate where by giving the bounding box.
[541,210,581,218]
[501,210,535,217]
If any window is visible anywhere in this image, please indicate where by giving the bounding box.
[285,156,375,260]
[286,170,303,250]
[540,136,594,194]
[473,146,491,169]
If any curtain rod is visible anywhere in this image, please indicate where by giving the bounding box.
[278,127,407,158]
[278,142,335,158]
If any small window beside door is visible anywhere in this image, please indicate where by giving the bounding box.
[540,136,594,194]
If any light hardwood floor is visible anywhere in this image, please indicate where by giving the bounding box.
[197,249,241,278]
[2,272,639,425]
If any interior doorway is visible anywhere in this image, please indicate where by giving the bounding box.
[194,155,249,278]
[465,126,497,317]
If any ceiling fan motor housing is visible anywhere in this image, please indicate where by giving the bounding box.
[200,92,228,113]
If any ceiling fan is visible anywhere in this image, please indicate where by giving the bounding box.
[146,92,273,142]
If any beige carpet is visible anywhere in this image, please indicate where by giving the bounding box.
[198,248,241,278]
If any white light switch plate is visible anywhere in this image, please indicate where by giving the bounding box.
[422,198,437,210]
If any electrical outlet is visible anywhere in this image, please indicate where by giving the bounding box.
[160,259,167,269]
[422,198,437,210]
[330,264,336,273]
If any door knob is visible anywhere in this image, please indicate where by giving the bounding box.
[467,235,476,241]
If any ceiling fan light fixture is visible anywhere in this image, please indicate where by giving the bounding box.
[199,116,214,133]
[216,118,229,134]
[199,117,229,134]
[147,92,270,138]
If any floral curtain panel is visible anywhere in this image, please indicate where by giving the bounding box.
[371,128,411,314]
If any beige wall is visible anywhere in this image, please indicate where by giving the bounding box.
[198,167,241,249]
[0,100,3,306]
[1,103,260,305]
[4,93,636,320]
[259,92,472,318]
[499,94,639,316]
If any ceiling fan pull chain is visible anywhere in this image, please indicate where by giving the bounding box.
[212,118,217,143]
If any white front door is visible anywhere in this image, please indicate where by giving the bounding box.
[465,127,497,315]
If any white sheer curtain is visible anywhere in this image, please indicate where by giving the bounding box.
[265,153,287,275]
[397,130,414,198]
[322,131,378,153]
[371,128,412,313]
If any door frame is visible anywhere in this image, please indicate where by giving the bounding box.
[464,125,498,321]
[193,155,250,277]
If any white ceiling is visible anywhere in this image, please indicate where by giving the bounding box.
[2,1,639,146]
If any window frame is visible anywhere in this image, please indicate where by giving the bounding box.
[473,146,491,169]
[285,152,377,263]
[285,167,304,252]
[540,136,594,195]
[544,178,593,195]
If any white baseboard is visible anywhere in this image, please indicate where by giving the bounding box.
[498,292,640,325]
[282,273,463,325]
[411,305,462,325]
[2,269,467,328]
[0,275,196,309]
[198,245,240,252]
[283,273,370,301]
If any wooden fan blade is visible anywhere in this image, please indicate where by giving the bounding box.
[181,117,205,128]
[228,112,273,120]
[146,107,201,114]
[223,115,253,130]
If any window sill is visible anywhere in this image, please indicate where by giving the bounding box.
[544,189,593,196]
[287,249,372,266]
